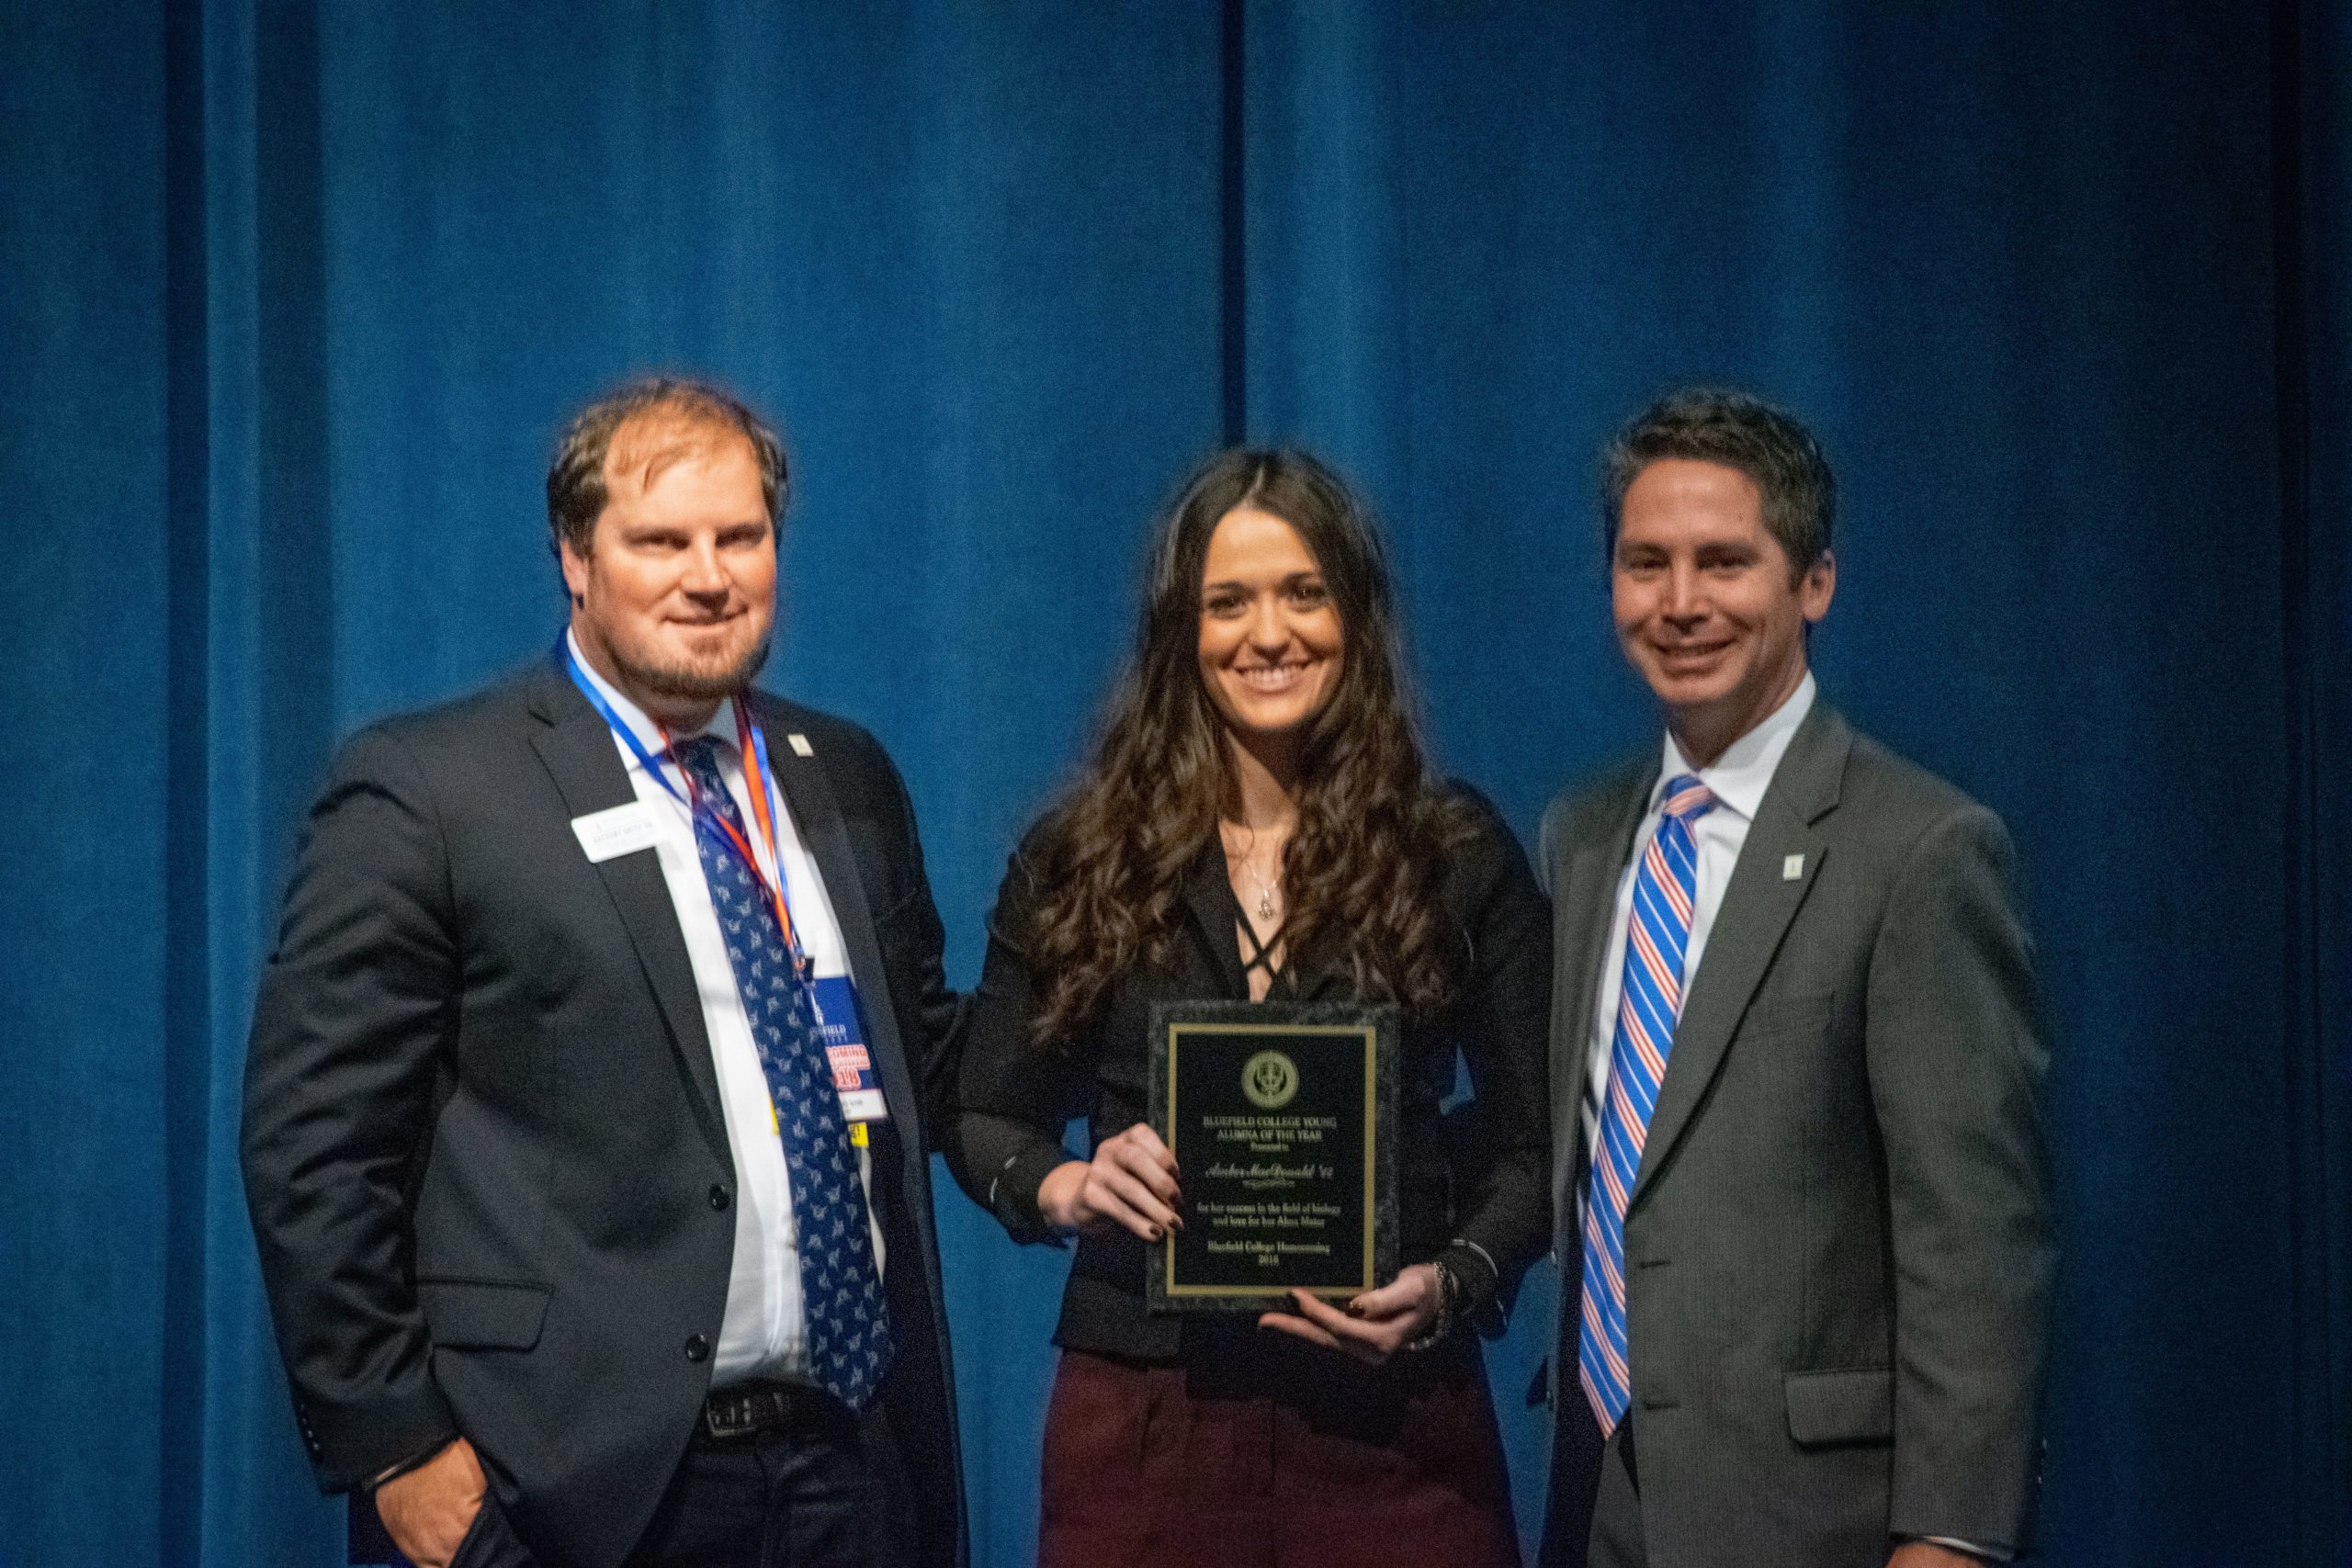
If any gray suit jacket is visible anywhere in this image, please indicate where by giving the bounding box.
[1539,701,2052,1567]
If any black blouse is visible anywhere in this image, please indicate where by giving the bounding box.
[944,790,1554,1362]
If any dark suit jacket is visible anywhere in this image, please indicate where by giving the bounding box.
[241,661,967,1568]
[1538,702,2052,1567]
[944,790,1553,1360]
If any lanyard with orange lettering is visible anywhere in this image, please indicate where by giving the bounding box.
[673,704,811,983]
[558,638,811,983]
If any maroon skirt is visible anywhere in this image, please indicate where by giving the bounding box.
[1038,1334,1521,1568]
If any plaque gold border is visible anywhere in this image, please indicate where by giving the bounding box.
[1160,1020,1378,1301]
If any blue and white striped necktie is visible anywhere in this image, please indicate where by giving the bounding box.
[1579,773,1716,1436]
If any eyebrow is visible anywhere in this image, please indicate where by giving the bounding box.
[1204,570,1324,590]
[615,516,770,536]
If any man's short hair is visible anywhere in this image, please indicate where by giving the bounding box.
[1601,388,1835,580]
[547,377,787,560]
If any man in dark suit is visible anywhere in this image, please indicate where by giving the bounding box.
[1538,389,2052,1568]
[243,378,965,1568]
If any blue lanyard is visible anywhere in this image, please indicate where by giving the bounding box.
[558,637,691,808]
[556,637,813,980]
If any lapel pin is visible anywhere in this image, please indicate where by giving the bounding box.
[1782,853,1805,881]
[787,733,814,758]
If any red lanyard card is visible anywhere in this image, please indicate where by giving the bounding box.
[808,975,888,1125]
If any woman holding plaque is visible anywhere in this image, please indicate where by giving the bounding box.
[946,449,1551,1568]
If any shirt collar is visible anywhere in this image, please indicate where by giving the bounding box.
[1657,671,1816,823]
[565,628,736,769]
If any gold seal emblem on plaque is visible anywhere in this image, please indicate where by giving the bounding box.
[1241,1049,1299,1110]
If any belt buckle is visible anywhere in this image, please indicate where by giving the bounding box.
[703,1388,761,1441]
[704,1382,797,1441]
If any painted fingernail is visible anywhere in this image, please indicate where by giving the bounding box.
[1148,1226,1162,1240]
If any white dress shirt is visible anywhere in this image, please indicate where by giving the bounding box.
[1580,672,1815,1160]
[569,633,881,1389]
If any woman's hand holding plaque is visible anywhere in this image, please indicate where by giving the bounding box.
[1039,1123,1184,1240]
[1256,1266,1440,1365]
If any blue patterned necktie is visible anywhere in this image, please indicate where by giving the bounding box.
[672,735,892,1410]
[1580,773,1716,1436]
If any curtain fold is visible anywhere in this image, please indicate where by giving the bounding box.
[2,5,178,1563]
[1233,6,2335,1557]
[2284,0,2350,1552]
[1,4,2344,1565]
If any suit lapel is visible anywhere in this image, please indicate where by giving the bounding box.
[749,705,923,1144]
[1555,773,1654,1125]
[1551,769,1654,1226]
[525,665,730,1163]
[1629,704,1851,1211]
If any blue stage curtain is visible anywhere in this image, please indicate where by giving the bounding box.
[1234,5,2350,1560]
[1,4,2344,1567]
[3,6,1223,1566]
[2286,0,2351,1553]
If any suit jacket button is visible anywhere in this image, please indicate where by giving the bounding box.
[684,1334,711,1362]
[708,1185,731,1211]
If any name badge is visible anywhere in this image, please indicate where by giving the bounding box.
[808,975,888,1124]
[571,801,660,863]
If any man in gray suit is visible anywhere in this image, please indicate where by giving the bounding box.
[1537,389,2052,1568]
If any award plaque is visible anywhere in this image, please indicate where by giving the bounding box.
[1146,1000,1399,1312]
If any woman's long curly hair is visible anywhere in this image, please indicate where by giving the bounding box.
[1024,448,1475,1049]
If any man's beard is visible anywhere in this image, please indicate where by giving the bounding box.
[613,630,771,703]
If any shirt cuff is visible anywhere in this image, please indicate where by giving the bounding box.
[365,1435,456,1494]
[1915,1537,2010,1562]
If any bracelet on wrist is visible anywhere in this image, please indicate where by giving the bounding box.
[1403,1259,1462,1352]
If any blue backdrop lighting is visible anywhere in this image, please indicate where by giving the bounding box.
[2,4,2344,1565]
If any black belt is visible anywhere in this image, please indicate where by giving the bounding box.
[700,1380,842,1442]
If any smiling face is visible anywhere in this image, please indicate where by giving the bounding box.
[1196,504,1345,748]
[560,416,777,724]
[1612,457,1834,764]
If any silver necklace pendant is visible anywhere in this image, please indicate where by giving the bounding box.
[1244,859,1279,920]
[1226,823,1281,923]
